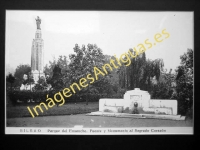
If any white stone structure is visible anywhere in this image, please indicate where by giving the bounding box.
[19,17,48,91]
[31,16,45,83]
[99,88,177,115]
[124,88,150,108]
[20,83,35,91]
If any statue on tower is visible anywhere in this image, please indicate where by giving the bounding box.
[35,16,41,30]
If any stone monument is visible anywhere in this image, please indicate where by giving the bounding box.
[87,88,185,120]
[99,88,177,115]
[31,16,45,83]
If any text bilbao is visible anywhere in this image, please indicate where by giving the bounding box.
[27,29,170,118]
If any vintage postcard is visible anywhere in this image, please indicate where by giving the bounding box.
[5,10,193,134]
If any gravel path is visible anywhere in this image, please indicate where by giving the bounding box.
[7,114,193,127]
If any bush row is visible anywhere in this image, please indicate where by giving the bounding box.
[7,90,123,105]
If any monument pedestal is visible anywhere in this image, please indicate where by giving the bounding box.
[32,70,45,83]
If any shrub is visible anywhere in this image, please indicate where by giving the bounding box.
[7,90,49,105]
[7,89,123,106]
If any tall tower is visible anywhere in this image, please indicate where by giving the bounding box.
[31,16,45,83]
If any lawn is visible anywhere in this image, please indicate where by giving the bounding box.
[6,102,99,118]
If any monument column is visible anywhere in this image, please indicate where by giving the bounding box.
[31,16,45,83]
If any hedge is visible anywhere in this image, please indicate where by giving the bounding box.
[7,90,123,105]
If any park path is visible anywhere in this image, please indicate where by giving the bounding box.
[7,114,193,127]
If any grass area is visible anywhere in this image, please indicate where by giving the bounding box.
[6,102,99,118]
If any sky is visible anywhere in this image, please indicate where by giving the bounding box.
[6,11,193,74]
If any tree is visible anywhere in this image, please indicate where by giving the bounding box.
[13,64,31,87]
[118,50,164,92]
[44,55,70,92]
[67,44,109,104]
[104,55,121,94]
[6,73,15,91]
[44,55,69,78]
[173,49,193,116]
[150,69,175,99]
[48,64,64,91]
[136,58,164,91]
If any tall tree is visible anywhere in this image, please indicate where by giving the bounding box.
[173,49,193,116]
[67,44,109,104]
[48,64,64,90]
[150,69,175,99]
[142,58,164,91]
[118,50,164,92]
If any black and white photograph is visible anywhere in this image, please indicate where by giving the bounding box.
[5,10,193,134]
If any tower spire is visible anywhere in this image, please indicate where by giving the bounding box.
[31,16,45,83]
